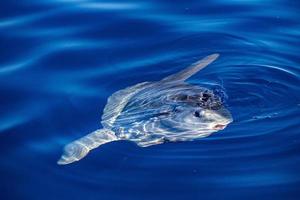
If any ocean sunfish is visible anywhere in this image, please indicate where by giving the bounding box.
[58,53,233,165]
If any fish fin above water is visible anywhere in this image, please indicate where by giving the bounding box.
[101,82,150,128]
[57,129,117,165]
[161,53,219,83]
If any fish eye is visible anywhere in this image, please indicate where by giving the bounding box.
[194,111,201,118]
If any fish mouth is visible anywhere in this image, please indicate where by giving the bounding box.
[213,124,227,130]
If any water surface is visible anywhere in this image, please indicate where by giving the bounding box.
[0,0,300,200]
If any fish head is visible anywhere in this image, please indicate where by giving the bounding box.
[168,89,233,139]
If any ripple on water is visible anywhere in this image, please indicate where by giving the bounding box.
[0,0,300,199]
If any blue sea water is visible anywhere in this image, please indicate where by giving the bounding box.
[0,0,300,199]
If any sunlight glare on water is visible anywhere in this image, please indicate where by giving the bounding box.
[0,0,299,200]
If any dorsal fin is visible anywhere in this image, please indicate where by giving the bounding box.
[57,129,117,165]
[161,53,219,83]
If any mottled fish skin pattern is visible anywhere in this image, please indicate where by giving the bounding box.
[111,83,232,147]
[57,53,233,165]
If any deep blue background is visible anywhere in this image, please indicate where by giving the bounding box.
[0,0,300,200]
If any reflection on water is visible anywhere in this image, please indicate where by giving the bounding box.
[0,0,299,199]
